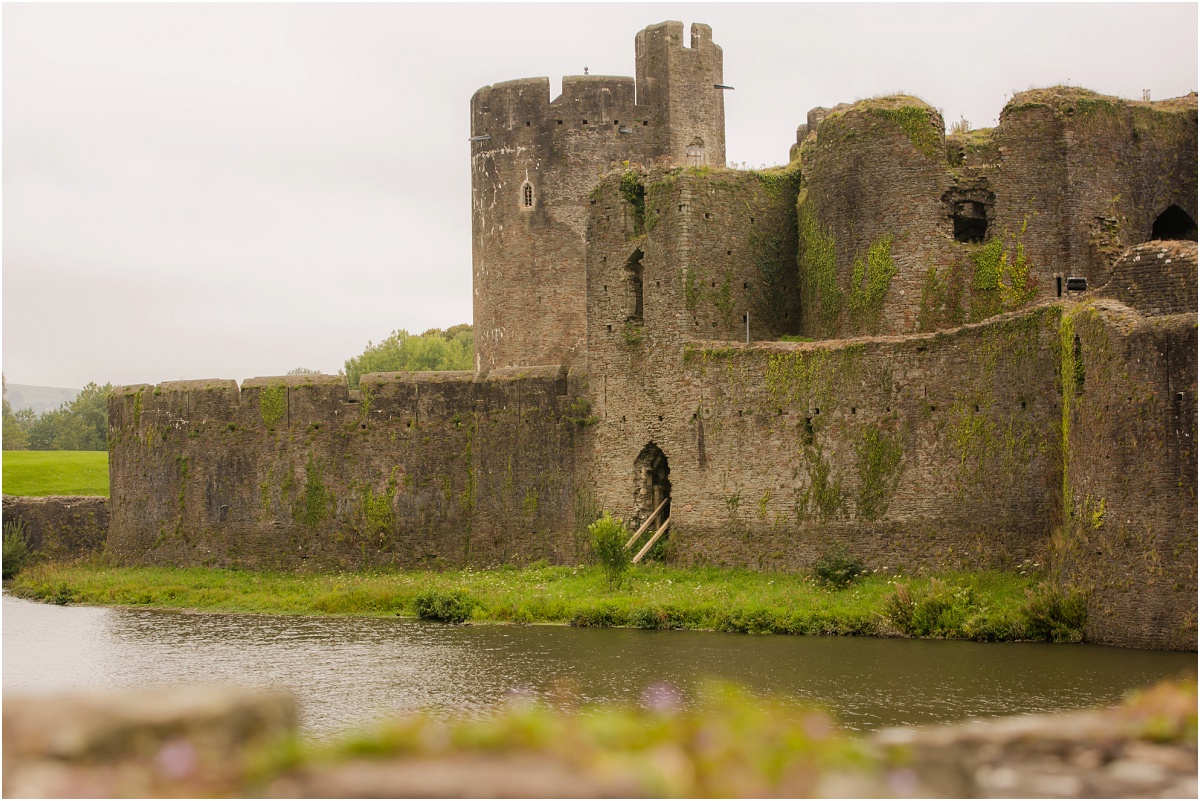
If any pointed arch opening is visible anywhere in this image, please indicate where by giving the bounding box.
[1151,205,1196,241]
[521,182,534,209]
[634,441,670,532]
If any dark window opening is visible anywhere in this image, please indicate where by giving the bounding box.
[624,249,644,322]
[1056,276,1063,297]
[556,119,563,125]
[634,442,671,533]
[522,183,533,208]
[642,120,648,126]
[526,121,531,127]
[953,201,989,243]
[1151,204,1197,241]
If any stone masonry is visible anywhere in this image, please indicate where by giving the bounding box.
[108,22,1198,649]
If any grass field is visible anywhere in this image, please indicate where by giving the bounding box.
[2,451,109,496]
[8,562,1086,642]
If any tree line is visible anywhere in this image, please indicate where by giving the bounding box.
[2,326,473,450]
[3,376,111,451]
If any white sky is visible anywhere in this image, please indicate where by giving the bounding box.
[4,2,1196,388]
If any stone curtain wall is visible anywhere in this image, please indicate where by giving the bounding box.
[1055,302,1198,650]
[107,370,586,570]
[1,496,108,562]
[583,214,1062,575]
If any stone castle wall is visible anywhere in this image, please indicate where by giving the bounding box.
[100,23,1196,649]
[107,370,589,570]
[1055,300,1197,650]
[1,495,108,562]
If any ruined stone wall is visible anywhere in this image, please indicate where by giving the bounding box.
[1,495,108,562]
[1054,301,1197,650]
[797,97,954,338]
[1100,240,1197,315]
[796,90,1197,340]
[106,370,588,570]
[586,166,800,353]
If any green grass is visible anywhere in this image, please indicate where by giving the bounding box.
[8,562,1085,642]
[2,451,109,496]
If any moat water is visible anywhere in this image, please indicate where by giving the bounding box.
[4,594,1194,737]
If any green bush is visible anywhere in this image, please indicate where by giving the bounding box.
[589,512,631,590]
[413,588,477,623]
[570,604,622,628]
[3,519,29,579]
[1020,583,1087,642]
[811,546,865,589]
[884,579,975,637]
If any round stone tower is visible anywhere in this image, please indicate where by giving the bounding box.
[470,21,725,371]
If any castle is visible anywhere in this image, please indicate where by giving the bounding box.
[107,22,1198,650]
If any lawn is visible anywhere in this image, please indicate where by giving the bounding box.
[8,562,1085,642]
[2,450,109,497]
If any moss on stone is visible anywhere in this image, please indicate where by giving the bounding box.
[797,195,840,332]
[295,455,331,529]
[846,234,897,333]
[854,425,903,521]
[867,104,943,160]
[260,385,287,430]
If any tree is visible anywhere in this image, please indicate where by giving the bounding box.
[24,382,112,451]
[343,325,472,388]
[2,375,29,450]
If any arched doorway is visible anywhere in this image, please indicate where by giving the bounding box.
[1151,205,1197,241]
[633,442,670,530]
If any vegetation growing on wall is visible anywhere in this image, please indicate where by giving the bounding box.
[798,444,845,520]
[867,103,943,160]
[619,170,646,235]
[970,219,1038,322]
[854,425,903,521]
[845,234,897,333]
[917,261,967,332]
[259,384,286,430]
[295,455,331,529]
[797,196,841,333]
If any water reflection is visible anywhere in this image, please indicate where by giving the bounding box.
[4,594,1193,736]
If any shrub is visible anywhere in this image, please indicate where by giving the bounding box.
[811,546,865,589]
[589,512,631,590]
[413,588,477,623]
[3,520,29,580]
[884,579,975,637]
[1020,582,1087,642]
[570,604,622,628]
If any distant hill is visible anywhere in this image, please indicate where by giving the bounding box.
[5,384,79,414]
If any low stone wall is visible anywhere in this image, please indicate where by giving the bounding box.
[4,683,1194,798]
[2,495,108,562]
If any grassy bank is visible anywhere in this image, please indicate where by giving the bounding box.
[8,562,1085,642]
[1,450,108,496]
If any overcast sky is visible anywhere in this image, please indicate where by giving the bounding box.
[4,2,1196,389]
